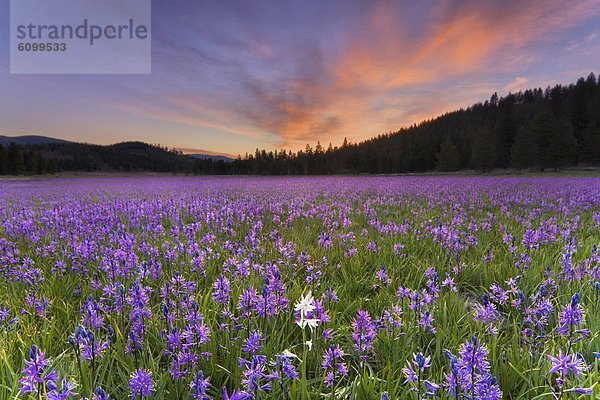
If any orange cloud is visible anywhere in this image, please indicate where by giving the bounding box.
[506,77,529,93]
[115,1,600,151]
[335,0,597,91]
[267,0,600,148]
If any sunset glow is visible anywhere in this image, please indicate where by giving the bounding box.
[1,0,599,155]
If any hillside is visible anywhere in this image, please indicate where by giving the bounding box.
[0,140,233,175]
[0,135,71,146]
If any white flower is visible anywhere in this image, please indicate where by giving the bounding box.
[281,349,300,360]
[305,340,313,350]
[295,291,319,331]
[294,291,316,315]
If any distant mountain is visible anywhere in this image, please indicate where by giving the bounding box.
[0,135,72,146]
[187,153,234,162]
[0,140,235,175]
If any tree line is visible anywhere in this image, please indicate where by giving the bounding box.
[1,74,599,176]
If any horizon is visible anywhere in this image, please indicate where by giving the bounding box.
[1,1,600,155]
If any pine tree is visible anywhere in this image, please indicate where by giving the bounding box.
[511,125,534,169]
[7,143,25,175]
[529,111,555,172]
[494,100,517,168]
[577,96,600,164]
[436,139,460,171]
[547,117,577,169]
[0,144,7,175]
[471,128,497,172]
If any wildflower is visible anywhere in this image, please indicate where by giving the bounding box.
[71,324,109,362]
[275,353,299,380]
[375,267,391,288]
[323,328,334,341]
[311,299,331,324]
[547,351,586,377]
[92,387,109,400]
[473,295,499,335]
[402,352,438,398]
[524,297,553,333]
[294,291,319,330]
[451,336,502,399]
[351,310,377,361]
[402,352,431,383]
[323,288,339,302]
[19,344,58,395]
[242,331,263,355]
[322,345,347,388]
[418,311,436,334]
[441,275,457,292]
[238,356,270,395]
[570,387,593,395]
[212,274,230,305]
[397,285,411,301]
[190,370,211,400]
[379,306,403,332]
[557,293,585,336]
[222,388,251,400]
[129,369,155,399]
[47,377,77,400]
[0,305,18,332]
[443,349,459,398]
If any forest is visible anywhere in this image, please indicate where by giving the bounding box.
[1,73,599,176]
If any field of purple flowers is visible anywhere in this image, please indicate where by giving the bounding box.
[0,176,599,399]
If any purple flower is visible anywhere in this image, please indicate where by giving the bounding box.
[402,352,438,397]
[351,310,377,361]
[374,267,391,288]
[242,331,263,355]
[418,311,436,334]
[279,356,299,380]
[47,377,78,400]
[473,295,499,335]
[92,387,110,400]
[450,337,502,399]
[238,355,270,395]
[547,351,586,377]
[19,344,58,395]
[212,274,230,305]
[129,369,155,399]
[557,293,585,336]
[222,388,251,400]
[571,387,593,395]
[321,345,347,388]
[190,370,211,399]
[441,275,457,292]
[0,305,18,332]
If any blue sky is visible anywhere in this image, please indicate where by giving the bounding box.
[1,0,599,157]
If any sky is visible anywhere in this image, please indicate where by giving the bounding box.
[1,0,599,157]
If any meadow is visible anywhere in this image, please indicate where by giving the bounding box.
[0,176,598,399]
